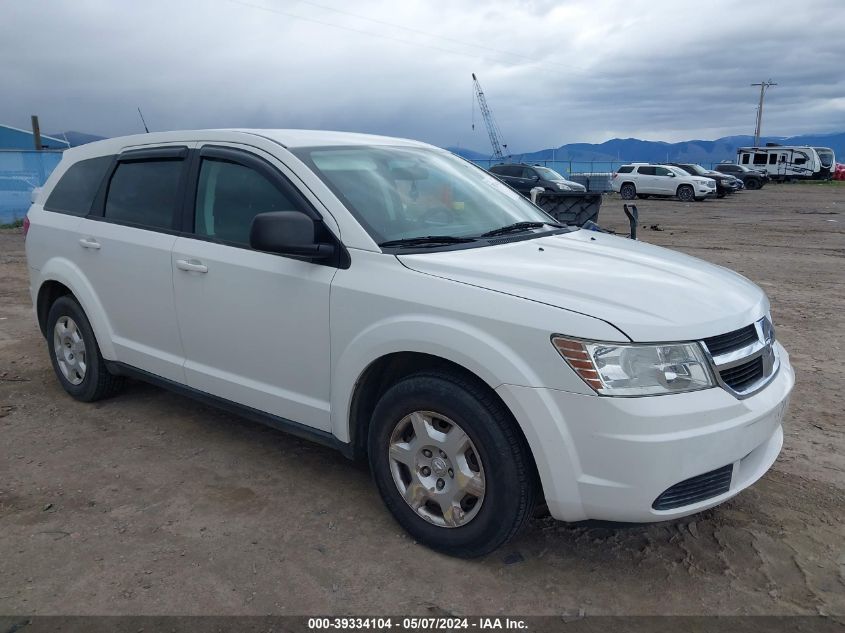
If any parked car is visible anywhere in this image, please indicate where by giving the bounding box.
[612,163,716,201]
[713,163,768,190]
[669,163,738,198]
[488,163,586,195]
[25,130,793,557]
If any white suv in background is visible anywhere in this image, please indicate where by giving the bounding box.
[612,163,716,201]
[24,130,792,557]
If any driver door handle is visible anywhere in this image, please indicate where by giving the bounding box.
[176,259,208,273]
[78,237,101,250]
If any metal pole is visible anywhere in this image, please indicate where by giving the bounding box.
[751,80,776,146]
[31,115,42,150]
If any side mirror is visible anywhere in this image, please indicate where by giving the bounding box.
[249,211,335,259]
[668,172,676,177]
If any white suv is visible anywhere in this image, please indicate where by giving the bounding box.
[612,163,716,201]
[24,130,793,557]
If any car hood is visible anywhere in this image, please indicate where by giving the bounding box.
[398,230,768,342]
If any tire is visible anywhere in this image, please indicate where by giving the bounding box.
[677,185,695,202]
[620,183,636,200]
[745,178,762,190]
[46,295,124,402]
[368,370,537,558]
[637,194,650,199]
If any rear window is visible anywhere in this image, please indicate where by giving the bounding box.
[617,165,634,173]
[44,156,113,216]
[104,159,183,230]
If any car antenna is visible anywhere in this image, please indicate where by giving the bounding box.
[137,107,150,133]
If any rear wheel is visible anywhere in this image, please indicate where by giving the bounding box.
[368,371,537,558]
[677,185,695,202]
[46,296,124,402]
[620,183,636,200]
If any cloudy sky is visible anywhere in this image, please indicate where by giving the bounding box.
[2,0,843,152]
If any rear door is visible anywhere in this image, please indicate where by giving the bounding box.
[75,145,191,382]
[635,166,657,193]
[171,144,336,430]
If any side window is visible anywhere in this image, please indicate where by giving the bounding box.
[753,153,768,165]
[104,160,183,229]
[501,165,520,177]
[488,166,504,175]
[44,156,113,216]
[194,158,302,246]
[654,166,672,177]
[768,154,778,165]
[617,165,634,174]
[637,166,656,176]
[741,154,750,165]
[794,153,807,165]
[521,168,537,179]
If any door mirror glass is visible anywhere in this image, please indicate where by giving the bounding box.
[249,211,335,259]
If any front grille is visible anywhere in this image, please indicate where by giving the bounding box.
[703,324,758,355]
[652,464,733,510]
[720,356,765,391]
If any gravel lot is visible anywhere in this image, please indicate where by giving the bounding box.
[0,183,843,616]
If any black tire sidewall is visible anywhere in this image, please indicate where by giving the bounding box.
[678,185,693,201]
[368,374,533,557]
[46,296,105,402]
[620,184,636,199]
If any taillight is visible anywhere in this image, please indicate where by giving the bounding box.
[23,215,30,237]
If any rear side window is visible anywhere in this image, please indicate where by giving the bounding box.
[654,167,672,176]
[489,165,505,175]
[617,165,634,173]
[44,156,113,216]
[637,166,656,176]
[104,160,183,230]
[195,158,303,246]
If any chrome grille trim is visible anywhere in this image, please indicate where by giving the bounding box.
[701,317,779,399]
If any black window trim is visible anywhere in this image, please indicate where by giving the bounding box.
[182,144,349,269]
[89,145,191,236]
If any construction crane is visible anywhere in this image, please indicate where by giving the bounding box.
[471,73,508,160]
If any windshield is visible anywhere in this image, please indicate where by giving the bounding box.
[815,148,834,168]
[293,146,561,245]
[685,164,709,176]
[534,166,566,181]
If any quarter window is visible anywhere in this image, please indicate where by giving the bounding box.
[104,160,183,229]
[45,156,113,216]
[194,158,302,246]
[617,165,634,174]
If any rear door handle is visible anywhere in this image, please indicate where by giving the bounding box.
[78,237,101,250]
[176,259,208,273]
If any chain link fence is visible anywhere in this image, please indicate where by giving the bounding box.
[0,150,63,225]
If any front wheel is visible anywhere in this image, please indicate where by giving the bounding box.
[745,178,762,190]
[368,371,537,558]
[677,185,695,202]
[620,183,636,200]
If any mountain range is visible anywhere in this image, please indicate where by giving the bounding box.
[50,129,842,167]
[447,132,844,166]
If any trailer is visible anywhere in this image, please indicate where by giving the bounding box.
[736,145,835,181]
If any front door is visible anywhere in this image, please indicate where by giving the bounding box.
[171,145,336,430]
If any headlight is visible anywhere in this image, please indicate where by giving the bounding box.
[555,183,572,190]
[552,337,716,396]
[694,178,708,185]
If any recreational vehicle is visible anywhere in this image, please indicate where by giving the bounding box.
[735,145,834,181]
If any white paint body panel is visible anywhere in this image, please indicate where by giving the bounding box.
[24,129,794,525]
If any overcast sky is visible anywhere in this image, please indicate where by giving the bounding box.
[2,0,843,152]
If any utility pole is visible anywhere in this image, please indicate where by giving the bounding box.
[751,80,776,146]
[31,115,42,150]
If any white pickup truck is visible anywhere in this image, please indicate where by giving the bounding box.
[24,129,793,557]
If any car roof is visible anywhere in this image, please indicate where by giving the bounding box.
[61,129,436,162]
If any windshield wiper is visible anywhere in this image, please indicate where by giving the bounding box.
[479,221,562,238]
[378,235,477,248]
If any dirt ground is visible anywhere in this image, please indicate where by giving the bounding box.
[0,183,843,616]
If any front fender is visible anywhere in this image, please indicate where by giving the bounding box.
[36,257,116,360]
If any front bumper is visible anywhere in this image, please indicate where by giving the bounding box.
[496,343,794,522]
